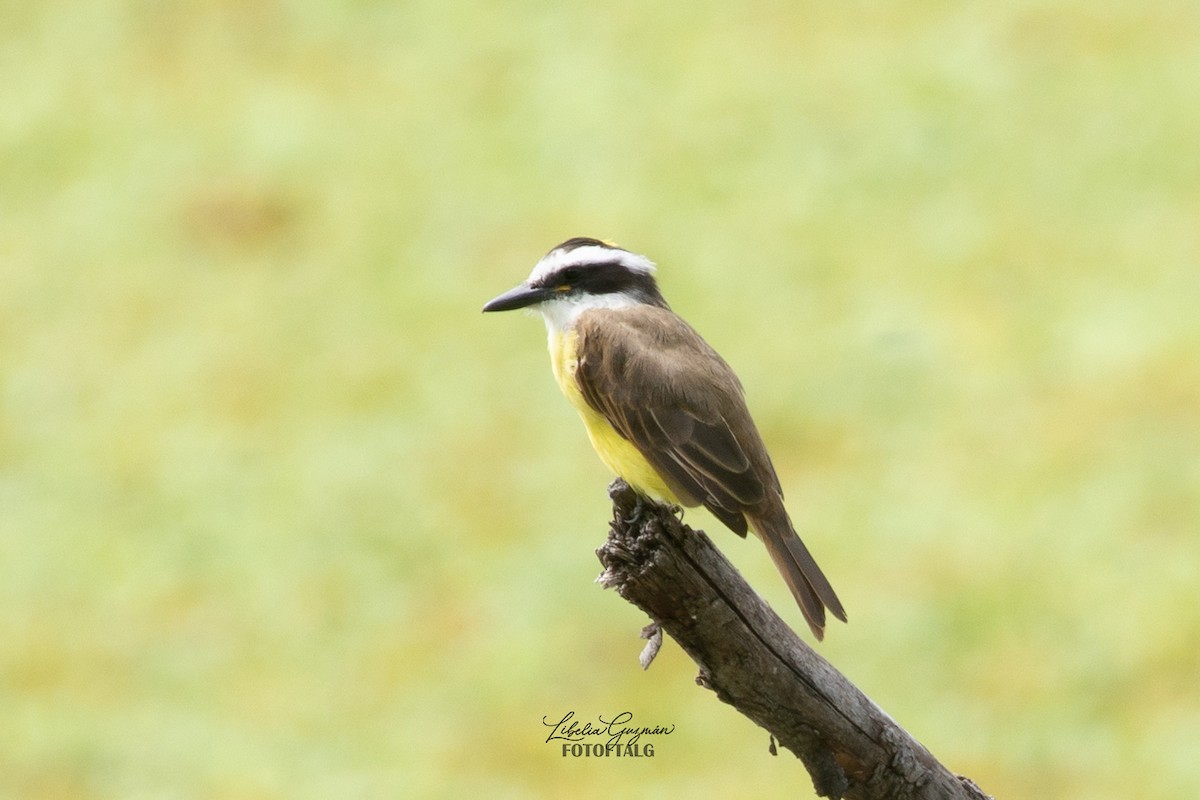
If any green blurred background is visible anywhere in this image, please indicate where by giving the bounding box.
[3,1,1198,798]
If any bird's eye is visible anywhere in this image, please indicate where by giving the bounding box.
[559,267,581,283]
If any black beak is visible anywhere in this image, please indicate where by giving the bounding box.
[482,283,551,313]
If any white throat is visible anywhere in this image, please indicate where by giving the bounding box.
[538,292,642,335]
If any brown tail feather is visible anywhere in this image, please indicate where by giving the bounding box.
[752,514,846,640]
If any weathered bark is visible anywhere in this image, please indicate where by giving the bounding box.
[596,480,991,800]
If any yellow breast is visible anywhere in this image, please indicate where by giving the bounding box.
[549,328,678,503]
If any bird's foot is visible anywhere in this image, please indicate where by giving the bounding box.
[620,492,654,526]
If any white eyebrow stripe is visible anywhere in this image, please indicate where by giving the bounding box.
[527,245,656,284]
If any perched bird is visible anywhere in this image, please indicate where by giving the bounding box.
[483,237,845,639]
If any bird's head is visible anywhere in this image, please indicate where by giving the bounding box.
[482,237,667,331]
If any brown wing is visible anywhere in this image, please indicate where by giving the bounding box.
[575,305,846,638]
[574,305,781,536]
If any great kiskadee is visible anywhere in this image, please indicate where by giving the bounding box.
[483,237,846,639]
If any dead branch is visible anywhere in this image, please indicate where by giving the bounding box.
[596,479,991,800]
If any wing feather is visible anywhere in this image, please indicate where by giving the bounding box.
[575,306,772,528]
[573,304,844,637]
